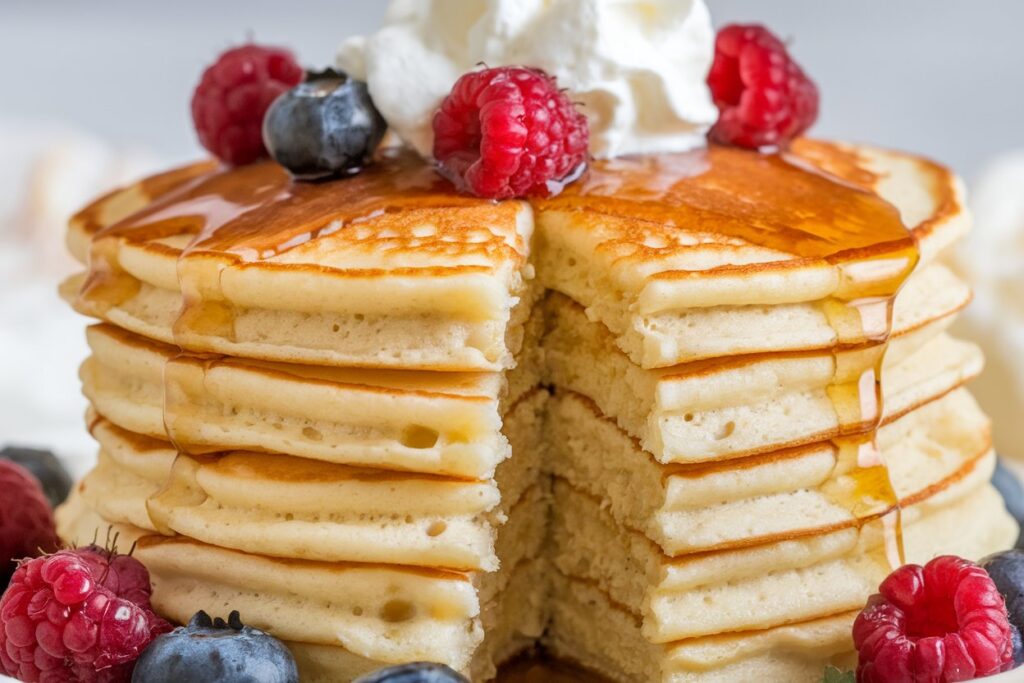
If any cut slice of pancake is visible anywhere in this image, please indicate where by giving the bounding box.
[545,265,976,464]
[78,388,547,571]
[56,137,1013,683]
[548,383,992,556]
[549,453,1010,643]
[56,479,549,679]
[537,141,969,368]
[81,313,544,478]
[546,482,1015,682]
[63,152,537,371]
[288,557,548,682]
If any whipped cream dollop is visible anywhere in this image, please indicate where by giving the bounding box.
[338,0,718,159]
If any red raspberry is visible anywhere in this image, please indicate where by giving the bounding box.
[74,545,155,612]
[191,44,304,165]
[0,461,58,587]
[853,556,1015,682]
[706,24,819,149]
[432,66,589,199]
[0,548,170,682]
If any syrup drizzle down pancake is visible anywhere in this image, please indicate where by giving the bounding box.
[67,141,921,567]
[56,138,1011,682]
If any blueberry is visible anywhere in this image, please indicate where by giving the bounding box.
[263,68,386,180]
[993,456,1024,547]
[1012,624,1024,667]
[132,610,298,683]
[982,550,1024,635]
[353,663,469,683]
[1,446,72,507]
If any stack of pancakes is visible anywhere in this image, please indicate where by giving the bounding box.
[56,153,548,681]
[55,140,1016,682]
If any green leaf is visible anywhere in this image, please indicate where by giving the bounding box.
[821,666,855,683]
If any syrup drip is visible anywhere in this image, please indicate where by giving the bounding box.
[74,141,919,569]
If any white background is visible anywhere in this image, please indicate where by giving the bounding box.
[2,1,1024,682]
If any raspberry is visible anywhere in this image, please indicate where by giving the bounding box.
[0,548,170,682]
[706,24,819,149]
[853,556,1015,682]
[0,461,58,587]
[191,44,304,165]
[75,545,155,612]
[432,66,589,199]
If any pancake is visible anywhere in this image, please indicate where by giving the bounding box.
[544,274,977,463]
[76,414,173,531]
[54,136,1014,683]
[549,454,1009,643]
[288,556,548,682]
[536,140,968,368]
[547,387,992,555]
[63,150,536,371]
[74,387,546,571]
[62,142,961,371]
[81,310,544,478]
[56,482,548,680]
[546,482,1015,682]
[55,488,152,551]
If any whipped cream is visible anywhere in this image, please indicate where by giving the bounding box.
[338,0,718,159]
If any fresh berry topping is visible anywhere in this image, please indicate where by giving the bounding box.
[132,610,297,683]
[432,66,589,199]
[1011,624,1024,668]
[263,68,387,179]
[706,24,819,149]
[0,547,169,682]
[353,662,469,683]
[1,446,73,508]
[853,556,1015,682]
[191,44,304,165]
[0,460,58,588]
[982,550,1024,638]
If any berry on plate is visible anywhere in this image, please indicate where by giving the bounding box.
[0,460,58,588]
[191,44,304,165]
[131,610,298,683]
[0,546,170,682]
[263,68,387,179]
[432,66,589,199]
[853,555,1015,682]
[982,549,1024,666]
[1,446,73,508]
[353,662,469,683]
[706,23,819,149]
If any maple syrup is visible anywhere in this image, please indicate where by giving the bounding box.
[73,141,919,568]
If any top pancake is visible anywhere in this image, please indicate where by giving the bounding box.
[64,141,966,370]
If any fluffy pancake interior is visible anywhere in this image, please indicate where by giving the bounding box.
[54,143,1016,681]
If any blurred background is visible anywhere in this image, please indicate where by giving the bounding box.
[1,0,1024,476]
